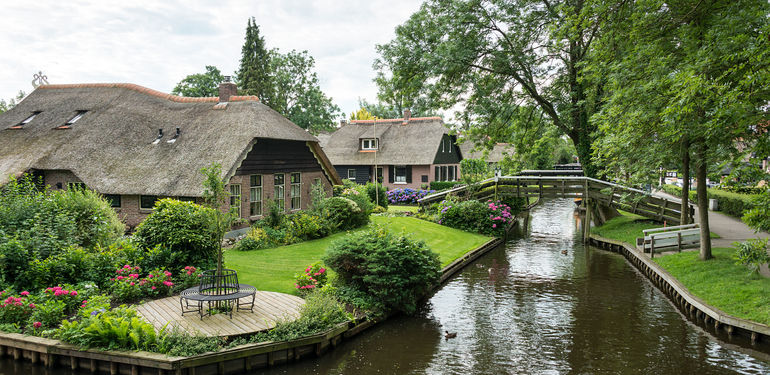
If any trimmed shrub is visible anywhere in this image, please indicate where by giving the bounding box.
[364,183,388,209]
[661,184,758,219]
[429,181,462,191]
[53,188,125,248]
[322,197,369,231]
[742,189,770,233]
[286,211,333,240]
[734,239,770,275]
[133,199,218,270]
[437,199,513,237]
[323,226,441,314]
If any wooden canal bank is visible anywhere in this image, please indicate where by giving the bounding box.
[588,234,770,351]
[0,237,509,374]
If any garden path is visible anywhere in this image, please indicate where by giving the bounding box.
[136,291,305,337]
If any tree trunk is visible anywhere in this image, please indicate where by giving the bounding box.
[696,141,712,260]
[680,135,691,225]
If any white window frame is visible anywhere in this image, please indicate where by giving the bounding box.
[347,169,356,180]
[361,138,378,150]
[250,174,262,216]
[290,172,301,210]
[395,166,407,183]
[229,184,241,216]
[274,174,285,211]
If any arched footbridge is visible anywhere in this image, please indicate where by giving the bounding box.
[418,171,695,226]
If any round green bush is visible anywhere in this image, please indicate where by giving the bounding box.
[322,197,369,231]
[323,226,441,314]
[133,199,218,270]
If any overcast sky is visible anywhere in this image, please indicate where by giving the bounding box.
[0,0,423,117]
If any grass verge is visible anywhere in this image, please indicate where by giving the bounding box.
[653,248,770,325]
[592,211,719,246]
[388,205,419,213]
[225,216,491,295]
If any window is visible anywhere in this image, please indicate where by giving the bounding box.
[140,195,158,210]
[250,175,262,216]
[274,174,285,211]
[421,175,428,183]
[376,167,383,183]
[361,138,378,150]
[448,166,455,181]
[12,112,40,128]
[290,173,301,210]
[229,184,241,216]
[440,166,447,181]
[347,169,356,180]
[395,166,407,183]
[104,194,121,208]
[58,110,87,129]
[177,197,196,202]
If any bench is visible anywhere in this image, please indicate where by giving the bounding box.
[179,269,256,319]
[636,224,700,258]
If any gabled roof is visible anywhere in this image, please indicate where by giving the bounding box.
[458,141,515,163]
[0,83,333,196]
[322,117,451,165]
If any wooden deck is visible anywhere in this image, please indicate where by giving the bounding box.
[135,291,305,337]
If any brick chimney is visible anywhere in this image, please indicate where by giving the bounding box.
[218,76,237,102]
[403,108,412,121]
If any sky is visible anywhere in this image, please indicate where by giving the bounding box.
[0,0,423,117]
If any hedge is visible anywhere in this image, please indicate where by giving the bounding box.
[429,181,462,191]
[661,184,758,219]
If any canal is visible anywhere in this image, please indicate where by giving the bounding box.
[2,199,769,374]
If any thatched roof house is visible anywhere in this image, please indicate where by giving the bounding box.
[0,82,341,226]
[321,110,462,189]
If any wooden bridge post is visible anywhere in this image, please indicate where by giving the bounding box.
[584,199,592,243]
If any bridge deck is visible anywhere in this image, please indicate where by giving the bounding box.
[419,175,694,225]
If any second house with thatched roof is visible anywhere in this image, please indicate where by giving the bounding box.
[0,80,341,228]
[320,110,462,189]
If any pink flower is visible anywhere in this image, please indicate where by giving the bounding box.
[70,290,78,296]
[163,281,174,287]
[20,291,29,296]
[124,265,131,269]
[117,276,124,280]
[164,271,172,277]
[32,322,42,329]
[319,268,326,273]
[151,286,156,290]
[492,224,497,228]
[147,274,154,278]
[29,303,35,308]
[130,282,135,286]
[82,300,88,304]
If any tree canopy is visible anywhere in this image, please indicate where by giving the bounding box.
[0,91,26,114]
[171,66,224,97]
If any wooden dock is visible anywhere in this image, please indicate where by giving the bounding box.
[135,291,305,337]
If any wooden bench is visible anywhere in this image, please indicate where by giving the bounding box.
[636,224,700,258]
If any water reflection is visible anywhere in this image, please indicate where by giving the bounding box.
[5,199,770,374]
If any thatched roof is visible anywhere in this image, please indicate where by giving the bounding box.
[0,83,333,196]
[458,141,515,163]
[322,117,452,165]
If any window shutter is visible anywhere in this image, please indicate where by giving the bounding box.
[389,165,394,183]
[406,166,412,183]
[435,166,439,181]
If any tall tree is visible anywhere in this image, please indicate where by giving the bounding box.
[375,0,622,177]
[0,91,26,114]
[171,66,224,97]
[268,50,341,133]
[236,17,274,105]
[594,0,770,260]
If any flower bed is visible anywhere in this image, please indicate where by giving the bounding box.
[437,199,513,237]
[386,188,435,205]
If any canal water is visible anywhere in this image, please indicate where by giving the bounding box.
[2,199,769,374]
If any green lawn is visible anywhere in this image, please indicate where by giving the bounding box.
[592,211,719,246]
[225,216,491,295]
[653,248,770,325]
[388,205,419,213]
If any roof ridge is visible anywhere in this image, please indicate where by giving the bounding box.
[38,83,259,103]
[349,116,442,124]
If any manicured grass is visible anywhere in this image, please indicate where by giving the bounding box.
[653,248,770,325]
[388,205,419,213]
[592,212,660,246]
[225,216,492,295]
[592,211,719,246]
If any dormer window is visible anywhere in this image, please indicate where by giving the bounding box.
[361,138,378,150]
[9,111,40,129]
[57,110,87,129]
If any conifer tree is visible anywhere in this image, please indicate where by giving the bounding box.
[236,17,273,105]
